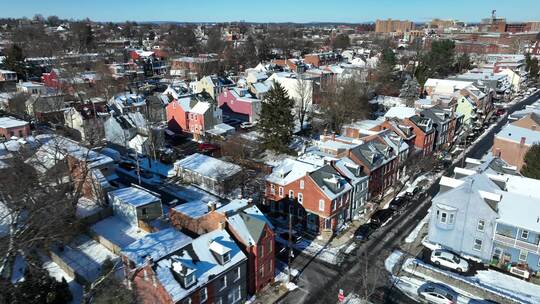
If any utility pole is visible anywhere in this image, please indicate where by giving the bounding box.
[287,202,293,282]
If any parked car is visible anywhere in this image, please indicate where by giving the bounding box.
[418,283,456,304]
[389,196,407,210]
[468,299,500,304]
[240,121,256,129]
[495,108,506,116]
[405,186,420,197]
[198,143,219,153]
[430,249,469,273]
[369,209,394,227]
[354,222,378,241]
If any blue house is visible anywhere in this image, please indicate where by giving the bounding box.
[428,159,540,274]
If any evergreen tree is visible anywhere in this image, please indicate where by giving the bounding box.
[399,76,420,106]
[521,144,540,179]
[2,44,25,80]
[258,81,295,153]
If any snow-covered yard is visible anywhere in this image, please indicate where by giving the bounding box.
[91,216,148,249]
[76,197,103,218]
[275,261,299,291]
[54,235,118,283]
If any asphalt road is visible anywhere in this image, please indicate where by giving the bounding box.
[278,91,540,304]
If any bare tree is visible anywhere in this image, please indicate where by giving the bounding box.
[295,73,312,132]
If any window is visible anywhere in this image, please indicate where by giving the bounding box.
[184,298,192,304]
[521,230,529,240]
[258,244,264,258]
[219,275,227,290]
[216,298,223,304]
[259,264,264,278]
[448,214,455,225]
[299,180,305,189]
[223,252,230,264]
[440,212,447,223]
[235,267,241,281]
[473,238,483,251]
[477,219,485,232]
[229,285,241,303]
[289,190,294,198]
[297,193,303,204]
[270,184,275,194]
[184,273,195,287]
[278,187,284,197]
[267,260,273,274]
[267,238,272,254]
[332,200,336,211]
[200,288,208,303]
[519,250,528,261]
[319,199,325,211]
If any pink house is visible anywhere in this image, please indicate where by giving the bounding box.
[0,117,30,139]
[217,87,261,122]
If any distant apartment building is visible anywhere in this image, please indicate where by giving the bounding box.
[375,19,414,33]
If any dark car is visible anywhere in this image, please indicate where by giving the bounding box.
[198,143,220,153]
[389,196,407,210]
[370,209,394,226]
[495,108,506,116]
[354,222,378,241]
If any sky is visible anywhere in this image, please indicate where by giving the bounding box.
[1,0,539,23]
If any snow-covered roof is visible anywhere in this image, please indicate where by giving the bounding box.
[173,200,217,219]
[384,107,416,120]
[497,191,540,233]
[190,101,211,114]
[174,153,241,181]
[266,158,319,186]
[0,117,29,129]
[153,229,246,302]
[109,187,160,207]
[91,216,148,248]
[122,228,193,266]
[495,124,540,145]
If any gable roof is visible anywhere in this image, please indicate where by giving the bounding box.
[309,165,352,200]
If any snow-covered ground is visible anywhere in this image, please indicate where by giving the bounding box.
[275,261,299,290]
[404,213,429,244]
[384,250,404,273]
[42,257,83,304]
[475,269,540,304]
[91,216,148,249]
[55,235,118,283]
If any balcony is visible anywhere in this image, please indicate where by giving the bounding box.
[493,233,540,253]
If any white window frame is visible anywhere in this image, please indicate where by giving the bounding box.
[319,199,325,211]
[473,238,483,251]
[270,184,275,195]
[332,200,337,211]
[278,186,284,198]
[519,250,528,262]
[234,267,241,282]
[440,212,447,224]
[299,180,305,189]
[297,193,303,204]
[521,230,529,240]
[231,285,241,303]
[449,213,455,225]
[477,219,485,232]
[200,287,208,303]
[219,275,227,291]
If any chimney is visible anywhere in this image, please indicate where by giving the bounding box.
[532,125,537,131]
[495,148,501,158]
[520,137,526,146]
[207,201,217,212]
[219,221,226,230]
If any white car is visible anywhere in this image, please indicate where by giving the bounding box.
[430,250,469,273]
[240,122,255,129]
[418,284,456,304]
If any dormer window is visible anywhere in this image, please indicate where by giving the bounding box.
[171,259,196,288]
[210,240,232,265]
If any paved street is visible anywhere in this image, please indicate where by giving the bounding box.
[279,92,540,304]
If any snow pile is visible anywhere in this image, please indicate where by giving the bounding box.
[76,197,103,218]
[285,282,298,291]
[405,213,429,243]
[275,261,299,283]
[384,250,404,273]
[475,269,540,304]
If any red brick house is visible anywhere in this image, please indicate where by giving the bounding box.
[217,87,261,123]
[403,115,436,156]
[0,117,30,140]
[169,199,275,295]
[122,228,248,304]
[265,160,353,236]
[348,140,397,199]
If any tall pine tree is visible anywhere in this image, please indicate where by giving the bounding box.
[258,81,295,153]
